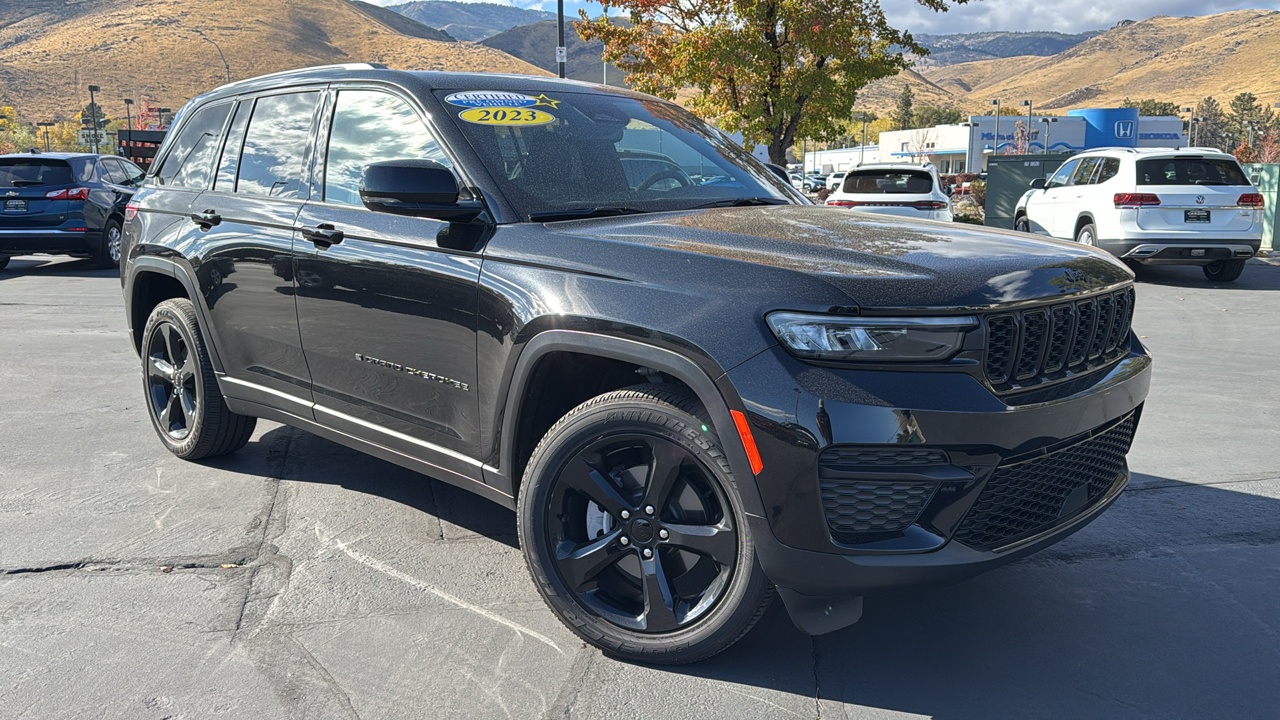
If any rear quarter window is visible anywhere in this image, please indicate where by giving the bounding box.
[154,102,233,190]
[1136,157,1250,186]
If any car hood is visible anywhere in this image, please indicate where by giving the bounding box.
[552,205,1132,310]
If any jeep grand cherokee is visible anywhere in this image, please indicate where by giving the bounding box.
[120,65,1152,664]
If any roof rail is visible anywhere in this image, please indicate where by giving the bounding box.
[1086,147,1138,153]
[214,63,389,91]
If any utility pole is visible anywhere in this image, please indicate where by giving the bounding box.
[87,84,101,154]
[37,121,54,152]
[556,0,566,79]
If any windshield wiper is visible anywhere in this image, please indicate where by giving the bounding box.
[688,197,793,209]
[528,207,650,222]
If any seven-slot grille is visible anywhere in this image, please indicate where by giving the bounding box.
[983,287,1135,391]
[952,413,1137,551]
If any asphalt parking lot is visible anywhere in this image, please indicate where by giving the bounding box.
[2,254,1278,719]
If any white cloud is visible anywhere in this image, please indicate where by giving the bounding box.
[883,0,1280,34]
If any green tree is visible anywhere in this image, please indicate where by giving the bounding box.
[1120,98,1181,117]
[577,0,966,164]
[913,105,962,128]
[1192,96,1228,150]
[891,84,914,131]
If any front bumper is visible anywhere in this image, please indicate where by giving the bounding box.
[0,228,101,256]
[728,336,1151,597]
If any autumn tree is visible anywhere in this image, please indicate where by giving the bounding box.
[577,0,964,165]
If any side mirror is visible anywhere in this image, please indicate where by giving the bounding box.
[360,160,484,222]
[1029,178,1046,190]
[765,163,791,183]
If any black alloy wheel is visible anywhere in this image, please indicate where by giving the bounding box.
[146,320,199,441]
[519,385,772,664]
[140,299,256,459]
[547,432,737,633]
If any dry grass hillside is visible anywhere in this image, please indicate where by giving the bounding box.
[0,0,550,121]
[925,11,1280,111]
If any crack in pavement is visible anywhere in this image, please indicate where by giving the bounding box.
[0,548,258,576]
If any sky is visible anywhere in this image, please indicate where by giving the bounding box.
[363,0,1280,34]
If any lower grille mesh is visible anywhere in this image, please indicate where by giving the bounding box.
[953,414,1137,550]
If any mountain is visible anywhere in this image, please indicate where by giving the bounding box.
[909,30,1102,69]
[0,0,548,122]
[923,10,1280,111]
[480,19,627,87]
[391,1,554,42]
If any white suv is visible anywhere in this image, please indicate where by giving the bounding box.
[1015,148,1264,282]
[826,164,953,222]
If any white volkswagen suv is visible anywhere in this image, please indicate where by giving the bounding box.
[826,164,953,222]
[1015,148,1264,282]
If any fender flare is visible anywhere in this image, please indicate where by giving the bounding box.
[125,256,226,374]
[489,329,766,517]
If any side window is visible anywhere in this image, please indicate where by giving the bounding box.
[98,158,126,185]
[1070,158,1099,186]
[1094,158,1121,184]
[120,160,146,186]
[1046,160,1078,189]
[155,102,232,189]
[214,101,251,192]
[324,90,449,206]
[236,92,320,199]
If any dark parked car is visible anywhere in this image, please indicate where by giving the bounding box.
[121,65,1151,664]
[0,152,144,271]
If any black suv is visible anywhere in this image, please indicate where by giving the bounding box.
[121,65,1152,664]
[0,152,144,271]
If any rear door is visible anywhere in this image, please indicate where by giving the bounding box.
[192,90,322,411]
[1133,156,1258,235]
[293,86,482,470]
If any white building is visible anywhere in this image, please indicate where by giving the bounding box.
[802,145,880,174]
[876,109,1187,174]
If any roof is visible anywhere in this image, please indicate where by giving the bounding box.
[0,152,96,160]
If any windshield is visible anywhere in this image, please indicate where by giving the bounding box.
[842,170,934,194]
[0,159,74,188]
[434,89,798,219]
[1136,157,1250,186]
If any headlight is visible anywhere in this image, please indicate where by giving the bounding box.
[766,312,977,362]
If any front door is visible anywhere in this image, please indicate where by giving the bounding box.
[1027,158,1078,238]
[294,88,482,475]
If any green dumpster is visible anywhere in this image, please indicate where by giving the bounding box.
[1244,164,1278,252]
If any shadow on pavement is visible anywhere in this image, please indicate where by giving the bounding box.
[672,472,1280,717]
[0,256,118,279]
[1132,258,1280,290]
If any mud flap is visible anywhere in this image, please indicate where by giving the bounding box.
[776,587,864,635]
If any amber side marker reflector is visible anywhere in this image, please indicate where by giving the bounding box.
[730,409,764,475]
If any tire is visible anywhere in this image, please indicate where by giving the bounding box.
[97,219,123,269]
[518,384,773,665]
[1203,259,1246,282]
[1075,222,1097,247]
[1014,215,1030,233]
[141,298,256,459]
[0,255,9,272]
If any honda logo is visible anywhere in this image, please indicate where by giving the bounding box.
[1115,121,1135,139]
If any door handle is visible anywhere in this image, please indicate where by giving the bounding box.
[302,224,344,248]
[190,209,222,229]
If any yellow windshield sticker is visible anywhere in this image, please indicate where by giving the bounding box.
[459,107,555,126]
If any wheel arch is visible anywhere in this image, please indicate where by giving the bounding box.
[126,257,225,374]
[1074,213,1096,238]
[492,330,765,517]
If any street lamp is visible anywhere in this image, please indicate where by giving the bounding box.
[1039,117,1058,155]
[36,121,54,151]
[87,84,101,154]
[990,99,1001,155]
[122,98,135,157]
[852,111,870,166]
[1190,117,1205,147]
[1021,100,1033,153]
[158,108,172,129]
[1179,107,1193,148]
[195,31,232,84]
[556,0,566,79]
[1244,119,1260,149]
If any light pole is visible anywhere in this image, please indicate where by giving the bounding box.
[196,31,231,84]
[852,111,869,165]
[1021,99,1033,153]
[1245,119,1260,149]
[556,0,566,79]
[37,121,54,152]
[122,98,135,156]
[959,121,979,171]
[1191,117,1204,147]
[158,108,172,130]
[1179,107,1193,148]
[990,99,1001,155]
[1039,117,1058,155]
[87,84,101,154]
